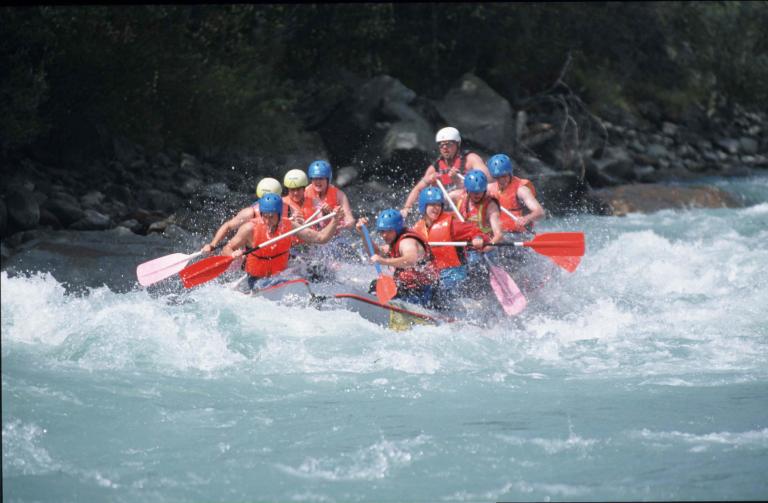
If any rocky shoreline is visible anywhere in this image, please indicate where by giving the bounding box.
[1,73,766,267]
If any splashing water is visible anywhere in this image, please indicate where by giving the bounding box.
[3,177,768,502]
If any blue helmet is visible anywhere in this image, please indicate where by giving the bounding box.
[488,154,514,178]
[375,208,404,234]
[463,169,488,193]
[258,193,283,218]
[307,160,332,181]
[418,187,444,214]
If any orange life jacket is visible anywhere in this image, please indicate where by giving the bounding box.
[387,231,439,289]
[433,150,472,187]
[412,213,463,270]
[244,216,293,278]
[302,185,339,229]
[458,192,497,234]
[488,177,536,232]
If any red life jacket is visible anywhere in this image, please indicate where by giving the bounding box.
[387,231,439,289]
[458,192,497,234]
[488,177,536,232]
[412,213,463,270]
[244,216,293,278]
[433,150,471,187]
[302,185,339,229]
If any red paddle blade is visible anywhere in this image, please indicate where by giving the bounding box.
[179,255,234,288]
[524,232,585,257]
[375,275,397,304]
[549,254,582,273]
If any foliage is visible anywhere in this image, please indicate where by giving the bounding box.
[1,3,766,159]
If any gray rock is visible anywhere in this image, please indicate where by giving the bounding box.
[104,184,134,205]
[178,177,204,198]
[435,73,514,153]
[42,197,85,226]
[200,183,230,202]
[180,152,201,172]
[739,137,759,155]
[716,138,740,155]
[137,189,183,213]
[81,191,105,208]
[646,143,670,159]
[661,121,679,136]
[587,147,635,186]
[118,219,143,233]
[39,207,63,229]
[634,165,657,182]
[380,119,434,160]
[0,198,7,236]
[69,209,113,230]
[6,187,40,231]
[530,171,585,215]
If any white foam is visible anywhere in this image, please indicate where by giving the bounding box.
[275,434,429,481]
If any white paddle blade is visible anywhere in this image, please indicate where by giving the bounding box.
[488,265,527,316]
[136,252,198,286]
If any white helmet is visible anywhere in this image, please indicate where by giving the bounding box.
[435,126,461,143]
[255,177,282,198]
[283,169,309,189]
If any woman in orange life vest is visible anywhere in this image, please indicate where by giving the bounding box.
[222,193,344,290]
[486,154,544,234]
[401,127,491,219]
[201,177,287,255]
[304,160,356,230]
[283,168,337,283]
[355,209,439,308]
[412,187,490,308]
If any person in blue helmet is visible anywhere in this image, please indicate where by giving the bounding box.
[201,177,285,255]
[401,127,491,218]
[303,160,356,230]
[446,169,504,245]
[412,186,490,308]
[355,209,439,307]
[486,154,544,234]
[222,193,345,290]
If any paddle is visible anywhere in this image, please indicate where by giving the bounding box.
[137,251,204,287]
[429,232,585,259]
[179,212,336,289]
[484,254,527,316]
[361,223,397,303]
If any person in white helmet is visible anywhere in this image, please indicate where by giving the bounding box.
[201,177,288,254]
[401,127,490,218]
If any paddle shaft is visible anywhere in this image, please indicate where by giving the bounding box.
[241,211,335,257]
[227,208,324,289]
[435,179,465,223]
[360,224,383,275]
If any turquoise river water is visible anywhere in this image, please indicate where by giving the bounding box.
[3,176,768,502]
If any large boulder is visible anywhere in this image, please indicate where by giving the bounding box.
[315,75,435,173]
[590,183,741,216]
[42,195,85,227]
[6,187,40,231]
[435,73,514,153]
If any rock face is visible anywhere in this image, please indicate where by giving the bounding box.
[1,70,767,267]
[590,184,742,216]
[435,73,515,154]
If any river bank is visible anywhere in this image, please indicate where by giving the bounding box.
[1,73,766,268]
